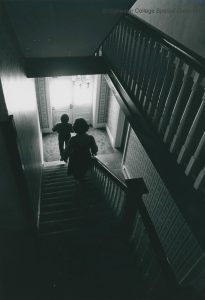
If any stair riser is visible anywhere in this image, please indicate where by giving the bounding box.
[41,188,77,198]
[41,190,100,201]
[40,215,114,233]
[40,200,103,212]
[40,206,108,221]
[41,183,76,192]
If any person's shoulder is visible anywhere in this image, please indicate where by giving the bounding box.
[87,133,94,138]
[64,122,72,127]
[87,134,95,141]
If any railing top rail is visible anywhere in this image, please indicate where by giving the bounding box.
[123,14,205,74]
[93,157,127,191]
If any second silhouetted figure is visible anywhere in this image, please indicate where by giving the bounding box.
[52,114,73,161]
[63,118,98,182]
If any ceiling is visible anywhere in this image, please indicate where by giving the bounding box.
[4,0,136,58]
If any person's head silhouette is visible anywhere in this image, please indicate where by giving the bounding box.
[61,114,69,123]
[73,118,89,134]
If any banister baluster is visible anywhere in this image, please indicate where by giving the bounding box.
[105,33,111,57]
[106,178,112,200]
[111,183,118,208]
[138,38,154,105]
[129,31,141,93]
[112,26,120,67]
[101,172,106,191]
[114,188,121,215]
[117,22,125,74]
[123,25,133,83]
[177,88,205,166]
[107,31,115,64]
[158,59,184,136]
[109,181,115,205]
[186,132,205,177]
[126,29,137,88]
[135,34,150,104]
[120,24,129,78]
[163,65,193,144]
[133,35,147,100]
[142,42,161,111]
[130,214,140,244]
[116,190,126,218]
[116,23,122,61]
[147,48,168,118]
[104,174,109,197]
[130,32,143,95]
[152,52,176,125]
[194,165,205,191]
[113,188,121,212]
[170,73,204,155]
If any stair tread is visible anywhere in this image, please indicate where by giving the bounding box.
[39,170,118,240]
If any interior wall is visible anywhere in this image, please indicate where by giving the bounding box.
[123,128,205,291]
[0,129,28,229]
[0,3,43,228]
[129,0,205,58]
[106,88,120,147]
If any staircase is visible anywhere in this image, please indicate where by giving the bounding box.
[39,162,114,237]
[38,162,144,299]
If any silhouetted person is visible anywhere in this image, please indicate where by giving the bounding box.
[52,114,73,161]
[63,118,98,182]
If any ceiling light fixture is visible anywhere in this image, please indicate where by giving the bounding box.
[71,75,91,88]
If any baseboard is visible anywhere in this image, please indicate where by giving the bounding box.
[122,165,131,179]
[106,125,115,149]
[42,128,52,133]
[93,123,106,128]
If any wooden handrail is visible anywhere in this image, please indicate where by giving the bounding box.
[93,157,182,293]
[93,156,127,191]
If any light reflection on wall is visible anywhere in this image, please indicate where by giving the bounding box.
[1,76,37,113]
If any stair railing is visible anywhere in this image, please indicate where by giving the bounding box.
[95,13,205,199]
[92,157,186,296]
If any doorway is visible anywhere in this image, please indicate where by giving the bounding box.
[48,75,93,126]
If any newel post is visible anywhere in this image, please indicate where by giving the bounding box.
[122,178,149,238]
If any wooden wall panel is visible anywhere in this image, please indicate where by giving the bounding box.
[0,3,43,226]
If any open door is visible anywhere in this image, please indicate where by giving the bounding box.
[72,77,93,125]
[49,77,73,126]
[48,76,94,127]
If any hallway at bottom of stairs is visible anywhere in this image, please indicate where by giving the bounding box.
[37,161,145,300]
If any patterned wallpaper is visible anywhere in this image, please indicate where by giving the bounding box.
[35,78,50,130]
[123,128,205,291]
[97,75,109,124]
